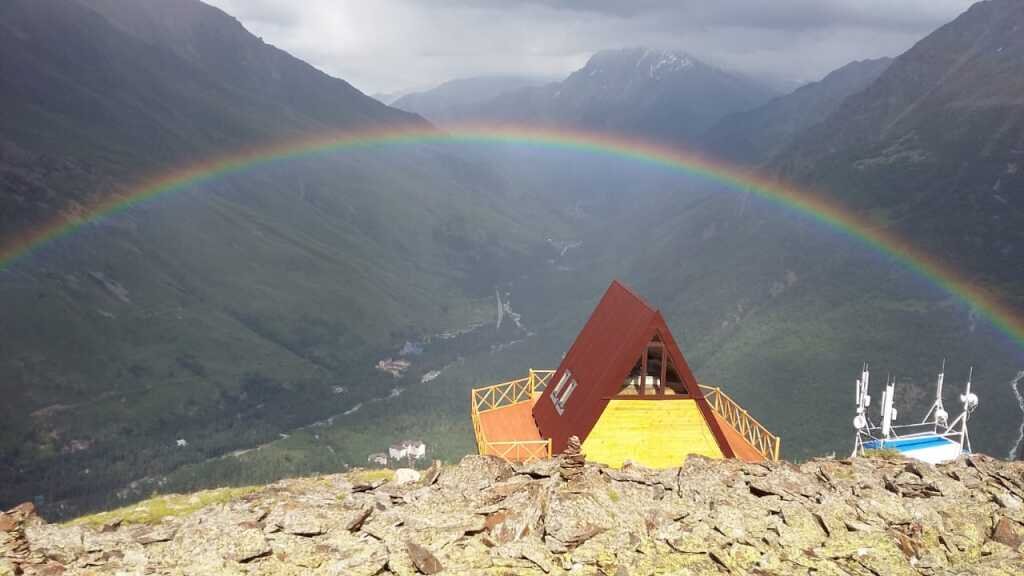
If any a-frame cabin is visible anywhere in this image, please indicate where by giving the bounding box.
[470,281,779,467]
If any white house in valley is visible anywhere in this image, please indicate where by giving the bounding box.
[388,440,426,463]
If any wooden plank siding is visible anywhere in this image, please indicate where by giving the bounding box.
[581,399,724,468]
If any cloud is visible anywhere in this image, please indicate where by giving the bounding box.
[433,0,974,30]
[204,0,976,94]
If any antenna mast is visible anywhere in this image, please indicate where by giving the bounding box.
[959,366,978,451]
[880,375,897,438]
[851,361,978,463]
[922,359,948,428]
[853,363,870,431]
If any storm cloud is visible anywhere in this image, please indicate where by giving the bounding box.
[205,0,976,94]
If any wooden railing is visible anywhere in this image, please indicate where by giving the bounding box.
[470,373,779,463]
[700,385,781,461]
[483,440,552,462]
[470,370,554,462]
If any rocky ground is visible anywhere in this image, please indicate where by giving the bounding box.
[3,447,1024,575]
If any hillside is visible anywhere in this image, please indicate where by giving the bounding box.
[702,58,893,164]
[4,453,1024,575]
[0,0,422,239]
[0,0,562,518]
[773,0,1024,301]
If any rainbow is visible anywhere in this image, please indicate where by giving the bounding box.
[2,122,1022,348]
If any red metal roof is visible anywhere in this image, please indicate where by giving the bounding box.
[532,280,734,456]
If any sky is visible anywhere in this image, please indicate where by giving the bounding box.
[204,0,977,95]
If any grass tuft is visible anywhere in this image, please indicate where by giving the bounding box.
[65,486,259,527]
[348,469,396,485]
[861,448,904,460]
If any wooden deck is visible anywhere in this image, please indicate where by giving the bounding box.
[470,371,553,462]
[476,398,765,464]
[478,399,542,444]
[470,370,778,464]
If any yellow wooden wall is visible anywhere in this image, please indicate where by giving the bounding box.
[581,399,723,468]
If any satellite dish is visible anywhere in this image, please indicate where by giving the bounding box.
[960,392,978,410]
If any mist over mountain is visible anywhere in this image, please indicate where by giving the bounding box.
[1,0,1023,525]
[702,58,893,165]
[391,76,548,124]
[372,90,414,106]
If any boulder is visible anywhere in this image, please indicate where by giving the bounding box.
[406,541,443,574]
[394,468,422,486]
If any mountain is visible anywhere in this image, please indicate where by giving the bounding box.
[391,76,548,124]
[466,48,777,142]
[702,58,893,164]
[774,0,1024,303]
[7,454,1024,574]
[0,0,424,241]
[80,0,407,128]
[0,0,560,517]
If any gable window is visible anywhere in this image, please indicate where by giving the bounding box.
[553,378,577,414]
[616,334,690,397]
[551,369,571,399]
[663,356,688,395]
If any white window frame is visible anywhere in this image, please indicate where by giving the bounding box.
[550,370,571,401]
[554,379,578,415]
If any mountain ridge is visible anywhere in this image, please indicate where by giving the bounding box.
[78,0,413,129]
[414,47,777,141]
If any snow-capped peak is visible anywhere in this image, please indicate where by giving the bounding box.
[642,50,694,79]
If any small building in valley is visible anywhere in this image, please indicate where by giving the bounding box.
[388,440,427,463]
[470,280,780,467]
